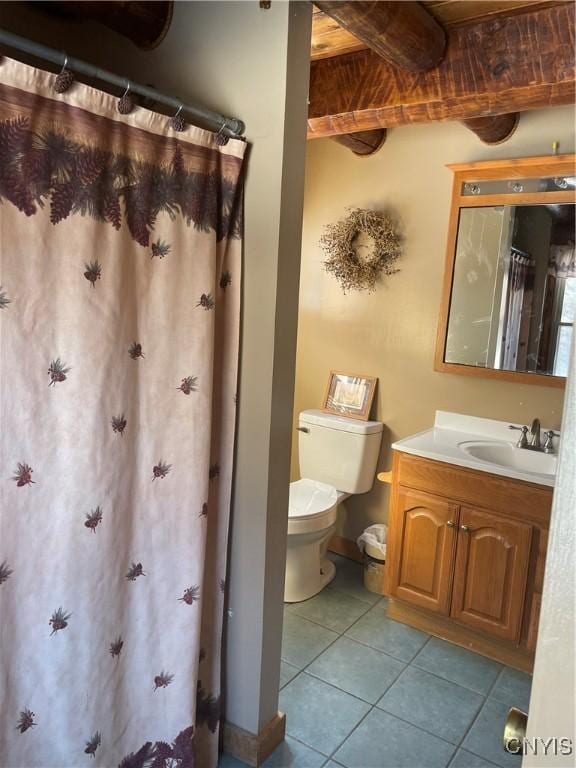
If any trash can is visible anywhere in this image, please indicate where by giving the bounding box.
[357,524,387,596]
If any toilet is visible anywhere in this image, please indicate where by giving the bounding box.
[285,409,383,603]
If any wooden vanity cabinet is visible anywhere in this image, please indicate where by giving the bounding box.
[386,452,552,671]
[450,506,532,642]
[393,488,457,615]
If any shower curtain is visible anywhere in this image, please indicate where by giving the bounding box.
[0,58,245,768]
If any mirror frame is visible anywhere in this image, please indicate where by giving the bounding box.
[435,153,576,388]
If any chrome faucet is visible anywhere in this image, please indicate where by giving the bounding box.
[529,418,541,449]
[509,419,559,454]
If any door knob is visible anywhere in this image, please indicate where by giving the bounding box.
[296,426,309,433]
[460,525,471,532]
[446,521,456,528]
[503,707,528,755]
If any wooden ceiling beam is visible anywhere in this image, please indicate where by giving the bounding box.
[461,113,520,144]
[315,1,446,154]
[331,129,387,156]
[314,1,446,73]
[308,4,575,139]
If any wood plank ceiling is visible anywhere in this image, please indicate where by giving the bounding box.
[311,1,565,60]
[309,1,575,153]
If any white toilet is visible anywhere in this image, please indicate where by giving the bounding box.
[285,409,383,603]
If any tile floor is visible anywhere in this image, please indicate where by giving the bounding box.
[219,554,531,768]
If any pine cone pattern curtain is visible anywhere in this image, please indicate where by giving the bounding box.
[0,58,245,768]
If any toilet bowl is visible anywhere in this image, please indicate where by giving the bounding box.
[284,410,383,603]
[284,479,343,603]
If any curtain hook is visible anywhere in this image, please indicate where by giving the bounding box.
[54,52,75,93]
[170,103,186,132]
[117,80,134,115]
[215,122,230,146]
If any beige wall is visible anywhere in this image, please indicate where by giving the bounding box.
[0,0,312,737]
[294,107,574,543]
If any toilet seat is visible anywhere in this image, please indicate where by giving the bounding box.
[288,479,338,535]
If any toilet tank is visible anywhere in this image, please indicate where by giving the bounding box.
[298,409,383,494]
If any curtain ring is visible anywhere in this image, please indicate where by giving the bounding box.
[215,122,230,146]
[54,52,75,94]
[170,103,186,132]
[117,80,134,115]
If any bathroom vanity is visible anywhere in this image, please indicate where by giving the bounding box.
[384,412,555,672]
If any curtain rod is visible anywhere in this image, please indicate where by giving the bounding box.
[0,28,245,138]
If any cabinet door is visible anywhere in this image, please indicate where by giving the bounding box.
[390,487,458,615]
[451,507,532,642]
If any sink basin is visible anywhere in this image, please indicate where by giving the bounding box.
[458,440,557,478]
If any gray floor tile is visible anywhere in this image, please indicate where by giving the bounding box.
[328,553,380,606]
[377,665,484,744]
[288,587,371,633]
[345,603,429,662]
[219,754,249,768]
[307,635,405,703]
[334,708,455,768]
[282,611,338,669]
[279,672,370,756]
[280,660,300,689]
[263,735,326,767]
[463,699,522,768]
[489,667,532,711]
[413,637,503,694]
[449,749,500,768]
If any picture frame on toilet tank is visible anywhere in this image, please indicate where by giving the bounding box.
[322,371,377,421]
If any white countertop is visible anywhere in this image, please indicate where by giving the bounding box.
[391,411,558,488]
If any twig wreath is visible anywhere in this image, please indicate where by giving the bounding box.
[320,207,401,293]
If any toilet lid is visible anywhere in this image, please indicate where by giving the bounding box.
[289,479,338,519]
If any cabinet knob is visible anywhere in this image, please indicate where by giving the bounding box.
[460,524,471,532]
[446,521,456,528]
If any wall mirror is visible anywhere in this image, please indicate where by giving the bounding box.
[435,155,576,387]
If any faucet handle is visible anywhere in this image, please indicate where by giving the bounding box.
[509,424,528,448]
[543,430,559,454]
